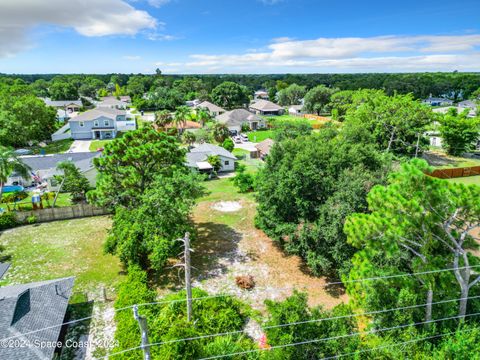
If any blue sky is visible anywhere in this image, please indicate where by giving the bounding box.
[0,0,479,73]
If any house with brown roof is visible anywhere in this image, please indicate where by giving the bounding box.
[194,101,226,117]
[255,138,274,160]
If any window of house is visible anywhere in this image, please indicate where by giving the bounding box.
[104,120,110,127]
[225,161,230,166]
[79,121,84,127]
[94,120,99,127]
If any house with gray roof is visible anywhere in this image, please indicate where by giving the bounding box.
[194,101,226,117]
[42,98,82,113]
[7,152,99,191]
[186,143,236,173]
[0,277,74,360]
[69,108,125,140]
[216,109,266,134]
[249,99,284,116]
[97,96,129,110]
[422,97,454,106]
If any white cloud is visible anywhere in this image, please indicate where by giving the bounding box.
[123,55,142,60]
[177,34,480,73]
[147,0,171,7]
[0,0,157,57]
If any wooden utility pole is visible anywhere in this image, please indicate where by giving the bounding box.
[415,132,421,158]
[174,232,193,322]
[133,305,151,360]
[183,232,193,322]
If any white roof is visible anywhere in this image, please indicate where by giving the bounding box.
[196,161,213,170]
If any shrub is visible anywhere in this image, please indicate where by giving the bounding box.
[26,215,37,224]
[222,138,234,152]
[232,164,255,193]
[0,212,18,230]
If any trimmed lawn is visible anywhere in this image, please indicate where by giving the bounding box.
[0,216,124,293]
[446,176,480,186]
[89,139,113,151]
[28,139,74,155]
[1,192,72,211]
[247,130,275,142]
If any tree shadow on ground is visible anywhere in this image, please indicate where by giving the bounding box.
[59,293,94,360]
[157,222,247,289]
[422,151,457,167]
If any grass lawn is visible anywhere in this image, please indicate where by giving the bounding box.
[0,192,72,211]
[0,216,124,293]
[89,139,113,151]
[446,176,480,186]
[424,150,480,169]
[28,139,74,154]
[247,130,275,142]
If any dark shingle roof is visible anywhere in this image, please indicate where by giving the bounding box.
[0,277,74,360]
[20,153,98,173]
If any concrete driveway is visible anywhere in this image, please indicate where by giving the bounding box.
[234,141,258,152]
[68,140,92,153]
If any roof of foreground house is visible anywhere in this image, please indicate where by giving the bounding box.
[186,143,236,168]
[0,277,74,360]
[216,109,263,126]
[69,108,125,122]
[249,99,283,112]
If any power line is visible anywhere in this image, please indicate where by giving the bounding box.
[1,263,479,343]
[319,327,475,360]
[102,294,480,359]
[197,312,480,360]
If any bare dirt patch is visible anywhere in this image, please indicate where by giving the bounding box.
[211,201,242,212]
[190,196,348,311]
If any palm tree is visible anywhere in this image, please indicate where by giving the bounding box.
[183,131,196,148]
[173,106,192,134]
[212,123,230,143]
[154,110,173,131]
[196,108,211,127]
[0,146,31,201]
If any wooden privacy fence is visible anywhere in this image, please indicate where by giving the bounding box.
[428,166,480,179]
[14,203,110,224]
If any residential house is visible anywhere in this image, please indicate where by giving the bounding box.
[97,96,128,110]
[7,152,99,191]
[255,138,274,160]
[194,101,226,117]
[254,90,269,100]
[186,99,201,107]
[43,98,82,113]
[433,106,477,118]
[249,99,284,116]
[186,143,236,173]
[69,108,125,140]
[422,97,454,106]
[0,277,74,360]
[288,105,304,116]
[216,109,266,134]
[56,108,70,123]
[164,120,202,132]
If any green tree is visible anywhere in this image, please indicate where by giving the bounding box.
[303,85,338,115]
[345,93,434,156]
[88,127,187,209]
[195,108,211,127]
[207,155,222,173]
[221,138,234,152]
[154,109,173,130]
[0,146,31,200]
[212,122,230,143]
[440,108,479,156]
[49,81,79,100]
[255,128,390,276]
[211,82,250,110]
[276,83,306,106]
[232,164,255,193]
[104,170,204,271]
[173,105,192,133]
[271,119,312,142]
[183,131,197,147]
[345,159,480,323]
[55,161,90,203]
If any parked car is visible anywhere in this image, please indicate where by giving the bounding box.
[14,148,32,155]
[240,134,249,142]
[232,136,242,144]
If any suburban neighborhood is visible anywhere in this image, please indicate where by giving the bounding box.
[1,0,480,359]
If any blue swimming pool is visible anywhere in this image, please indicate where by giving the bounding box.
[3,185,24,193]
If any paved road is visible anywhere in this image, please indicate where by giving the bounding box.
[68,140,92,153]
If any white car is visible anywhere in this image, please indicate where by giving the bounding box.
[233,136,242,144]
[240,134,249,142]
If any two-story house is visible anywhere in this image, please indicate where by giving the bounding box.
[69,108,125,140]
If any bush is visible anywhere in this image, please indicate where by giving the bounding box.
[26,215,37,224]
[0,212,18,230]
[222,138,234,152]
[232,164,255,193]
